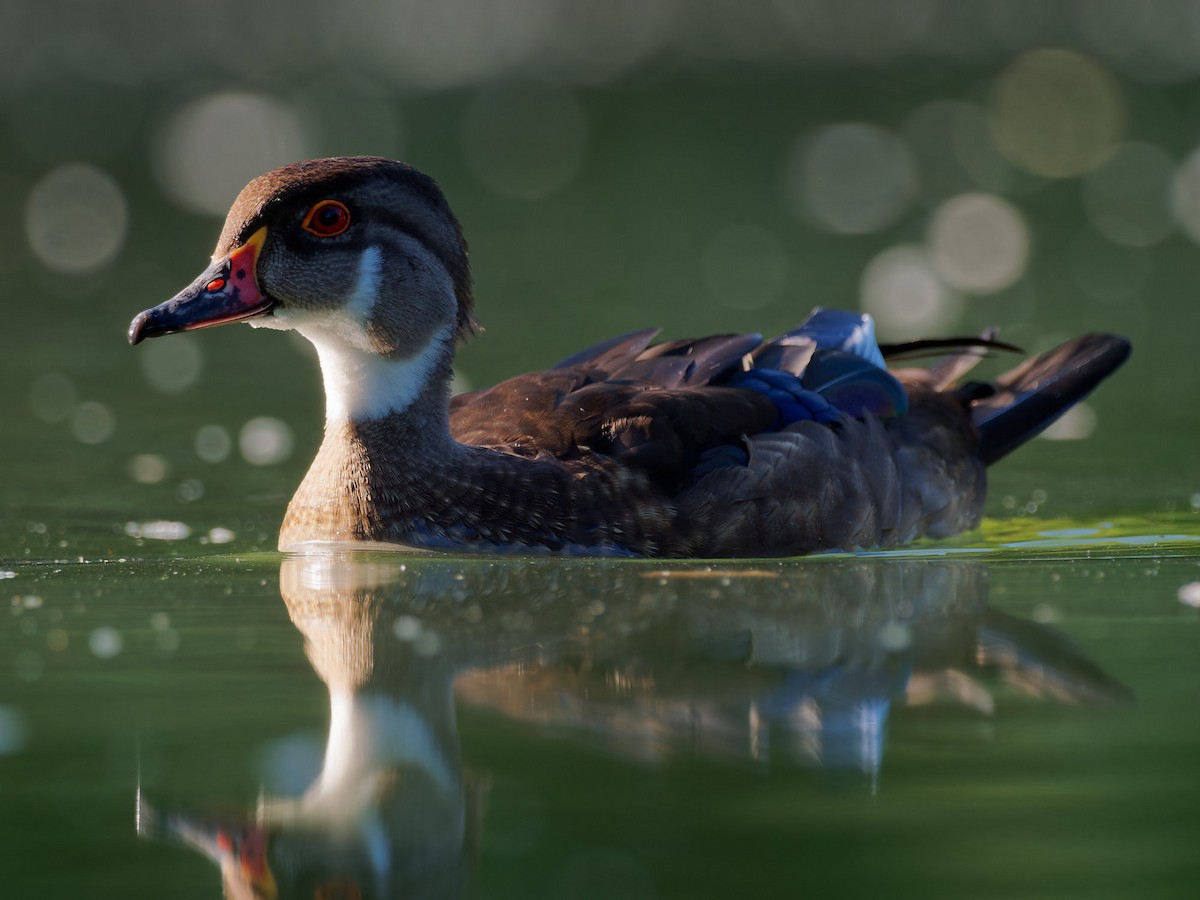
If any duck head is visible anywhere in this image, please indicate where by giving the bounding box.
[130,157,476,422]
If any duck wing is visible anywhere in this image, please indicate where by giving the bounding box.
[450,311,927,489]
[450,311,1129,556]
[450,334,779,485]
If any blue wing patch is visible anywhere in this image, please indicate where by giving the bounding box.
[730,368,841,427]
[792,307,887,369]
[802,350,909,417]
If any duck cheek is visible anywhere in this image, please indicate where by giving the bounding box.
[262,250,361,318]
[366,276,457,358]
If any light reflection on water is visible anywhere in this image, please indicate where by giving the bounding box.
[4,541,1199,897]
[131,552,1135,898]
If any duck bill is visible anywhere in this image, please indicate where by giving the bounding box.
[128,227,273,345]
[137,795,278,899]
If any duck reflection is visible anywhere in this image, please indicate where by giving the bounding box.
[140,554,1131,898]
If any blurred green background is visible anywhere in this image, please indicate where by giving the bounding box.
[4,1,1200,548]
[5,0,1200,559]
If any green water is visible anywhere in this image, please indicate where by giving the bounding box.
[6,4,1200,897]
[3,548,1199,898]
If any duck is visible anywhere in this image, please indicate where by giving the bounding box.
[128,156,1130,557]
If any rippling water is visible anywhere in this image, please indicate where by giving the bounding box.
[3,524,1198,898]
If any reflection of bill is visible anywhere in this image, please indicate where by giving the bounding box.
[139,554,1131,899]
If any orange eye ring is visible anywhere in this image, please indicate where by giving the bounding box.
[302,199,351,237]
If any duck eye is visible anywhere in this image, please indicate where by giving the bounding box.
[302,200,351,237]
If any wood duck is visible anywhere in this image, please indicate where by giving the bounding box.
[129,156,1130,557]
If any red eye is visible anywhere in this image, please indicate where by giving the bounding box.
[302,199,351,237]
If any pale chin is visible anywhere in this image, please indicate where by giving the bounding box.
[249,313,291,332]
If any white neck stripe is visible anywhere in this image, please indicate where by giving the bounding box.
[314,322,453,424]
[345,245,382,323]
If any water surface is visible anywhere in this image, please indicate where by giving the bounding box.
[4,534,1199,898]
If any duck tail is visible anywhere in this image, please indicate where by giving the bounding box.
[968,333,1130,466]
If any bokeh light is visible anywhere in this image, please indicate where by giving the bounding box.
[702,224,789,311]
[205,527,236,545]
[176,479,205,503]
[155,92,309,217]
[195,424,233,463]
[139,334,204,394]
[1168,144,1200,245]
[459,83,588,200]
[929,193,1029,294]
[70,401,116,445]
[1040,403,1098,441]
[128,453,170,484]
[860,245,957,338]
[240,417,294,466]
[87,626,123,659]
[25,164,128,273]
[786,123,917,234]
[0,706,28,756]
[29,373,77,424]
[992,48,1124,178]
[125,520,191,540]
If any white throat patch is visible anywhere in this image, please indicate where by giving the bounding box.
[312,323,452,423]
[251,244,453,423]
